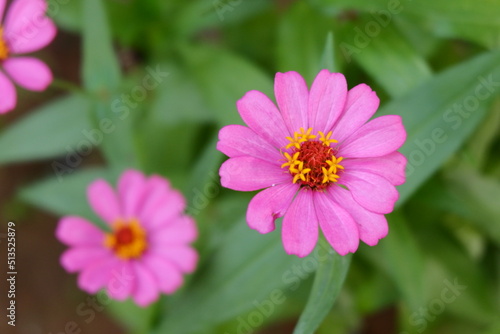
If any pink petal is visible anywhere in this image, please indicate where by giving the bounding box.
[3,57,52,91]
[4,0,56,54]
[0,70,16,113]
[275,71,309,133]
[150,216,197,245]
[342,152,407,186]
[143,189,186,231]
[77,256,120,294]
[314,191,359,255]
[87,179,122,224]
[340,170,399,214]
[155,245,198,273]
[308,70,347,133]
[0,0,6,20]
[60,247,111,273]
[237,90,290,148]
[131,261,159,307]
[340,115,406,158]
[282,190,318,257]
[138,175,171,224]
[246,182,299,233]
[106,262,135,300]
[117,170,146,219]
[328,186,388,246]
[56,216,104,246]
[217,124,281,163]
[331,84,380,142]
[220,157,289,191]
[141,254,184,294]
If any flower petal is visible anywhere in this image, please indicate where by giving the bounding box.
[131,262,159,307]
[117,170,146,219]
[144,189,186,231]
[220,157,289,191]
[331,83,380,142]
[217,124,281,163]
[342,152,407,186]
[141,254,184,294]
[275,71,309,133]
[4,0,56,54]
[138,175,171,224]
[150,216,197,246]
[155,245,198,273]
[106,262,135,300]
[56,216,104,246]
[87,179,122,224]
[328,186,388,246]
[340,170,399,214]
[237,90,290,148]
[282,190,318,257]
[340,115,406,158]
[0,70,16,113]
[77,256,120,294]
[314,191,359,255]
[308,70,347,133]
[3,57,52,91]
[106,261,134,301]
[60,247,111,273]
[0,0,6,21]
[247,182,298,233]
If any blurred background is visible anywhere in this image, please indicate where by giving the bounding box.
[0,0,499,333]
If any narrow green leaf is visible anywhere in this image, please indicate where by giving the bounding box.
[320,32,336,72]
[153,218,302,334]
[277,1,333,82]
[107,300,156,334]
[378,50,500,204]
[82,0,121,93]
[310,0,500,48]
[186,45,273,126]
[18,168,112,230]
[340,22,432,97]
[293,245,352,334]
[380,211,425,311]
[0,95,91,164]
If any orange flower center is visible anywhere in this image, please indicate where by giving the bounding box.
[281,127,344,191]
[104,219,147,259]
[0,27,9,61]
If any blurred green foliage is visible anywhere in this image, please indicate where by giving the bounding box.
[2,0,499,333]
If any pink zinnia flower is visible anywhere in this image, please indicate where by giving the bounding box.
[56,170,198,306]
[0,0,56,113]
[217,70,407,257]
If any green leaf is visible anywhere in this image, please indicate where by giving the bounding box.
[18,167,112,230]
[82,0,121,94]
[378,50,500,204]
[380,211,425,311]
[0,95,91,164]
[152,218,303,334]
[185,45,273,127]
[293,244,352,334]
[277,1,334,82]
[339,22,432,98]
[309,0,500,48]
[107,300,157,334]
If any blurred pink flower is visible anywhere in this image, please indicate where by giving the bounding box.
[56,170,198,307]
[217,70,407,257]
[0,0,56,114]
